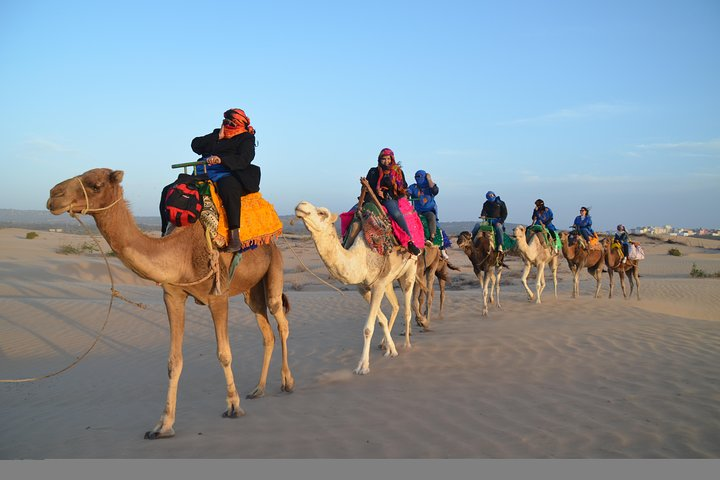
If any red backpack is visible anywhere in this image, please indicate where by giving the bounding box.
[164,180,202,228]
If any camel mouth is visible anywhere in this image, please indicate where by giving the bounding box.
[46,199,72,216]
[294,203,311,218]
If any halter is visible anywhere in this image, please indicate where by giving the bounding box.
[70,176,123,217]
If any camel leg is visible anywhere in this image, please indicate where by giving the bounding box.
[520,262,534,301]
[495,267,502,310]
[265,245,295,394]
[479,271,490,316]
[398,266,418,344]
[551,258,559,299]
[571,267,580,298]
[145,289,188,439]
[593,267,603,298]
[412,276,427,330]
[203,294,245,416]
[619,270,628,299]
[380,284,401,349]
[535,263,546,304]
[438,277,446,318]
[424,268,435,328]
[633,267,641,300]
[355,284,395,375]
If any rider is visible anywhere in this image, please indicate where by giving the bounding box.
[614,224,630,263]
[572,206,595,243]
[531,198,558,245]
[191,108,259,252]
[480,191,508,252]
[365,148,421,256]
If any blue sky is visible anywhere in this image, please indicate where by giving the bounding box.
[1,0,718,231]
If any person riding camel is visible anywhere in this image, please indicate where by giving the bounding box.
[531,198,558,249]
[408,169,451,260]
[572,206,595,244]
[614,224,630,263]
[191,108,259,252]
[365,148,421,256]
[480,191,508,253]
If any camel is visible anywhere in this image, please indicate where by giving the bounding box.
[47,168,294,439]
[603,238,641,300]
[294,201,418,375]
[512,225,560,304]
[417,256,460,321]
[559,230,605,298]
[456,230,504,316]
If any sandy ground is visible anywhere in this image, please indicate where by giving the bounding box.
[1,226,720,460]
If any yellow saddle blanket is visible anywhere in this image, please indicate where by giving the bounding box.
[203,182,283,250]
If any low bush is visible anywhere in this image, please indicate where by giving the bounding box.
[668,248,682,256]
[25,231,39,239]
[690,263,720,278]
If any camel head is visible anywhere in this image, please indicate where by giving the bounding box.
[294,201,339,236]
[47,168,124,216]
[513,225,526,238]
[457,231,474,250]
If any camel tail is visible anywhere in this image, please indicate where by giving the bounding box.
[282,293,291,315]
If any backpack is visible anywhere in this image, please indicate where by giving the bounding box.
[163,178,203,228]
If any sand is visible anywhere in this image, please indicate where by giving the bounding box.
[1,226,719,459]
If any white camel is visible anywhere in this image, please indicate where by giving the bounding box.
[513,225,560,304]
[294,201,418,375]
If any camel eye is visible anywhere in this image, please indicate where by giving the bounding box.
[90,182,103,193]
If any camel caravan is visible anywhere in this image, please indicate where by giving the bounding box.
[45,132,644,439]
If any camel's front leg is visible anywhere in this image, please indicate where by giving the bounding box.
[520,262,534,301]
[495,268,503,310]
[619,271,628,298]
[571,267,580,298]
[480,271,490,316]
[399,269,417,345]
[355,285,391,375]
[145,290,187,439]
[359,285,397,352]
[208,294,244,416]
[551,259,559,298]
[593,269,603,298]
[535,264,546,304]
[632,268,641,300]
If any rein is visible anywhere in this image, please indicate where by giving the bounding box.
[70,176,123,217]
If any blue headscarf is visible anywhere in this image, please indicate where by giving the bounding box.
[414,170,429,188]
[486,191,498,202]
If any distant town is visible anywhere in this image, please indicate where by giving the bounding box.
[629,226,720,238]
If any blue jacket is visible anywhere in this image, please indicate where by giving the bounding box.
[573,215,594,232]
[532,207,556,231]
[408,182,439,216]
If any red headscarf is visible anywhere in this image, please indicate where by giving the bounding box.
[219,108,256,139]
[376,148,406,198]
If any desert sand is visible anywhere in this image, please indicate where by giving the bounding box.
[1,226,719,459]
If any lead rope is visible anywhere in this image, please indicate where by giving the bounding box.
[0,213,146,383]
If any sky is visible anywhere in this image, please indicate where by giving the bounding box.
[1,0,719,231]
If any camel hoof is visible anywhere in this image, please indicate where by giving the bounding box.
[144,429,175,440]
[281,384,295,394]
[246,389,265,399]
[353,366,370,375]
[222,405,246,418]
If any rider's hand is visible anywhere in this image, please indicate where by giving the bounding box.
[206,155,222,165]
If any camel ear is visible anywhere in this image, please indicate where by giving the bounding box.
[110,170,124,184]
[330,213,338,223]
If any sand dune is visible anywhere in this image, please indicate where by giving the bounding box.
[1,227,719,459]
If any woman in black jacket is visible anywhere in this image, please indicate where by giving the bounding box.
[191,108,260,252]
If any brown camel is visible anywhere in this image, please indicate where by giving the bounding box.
[47,168,294,439]
[603,238,641,300]
[456,230,504,316]
[559,230,605,298]
[418,256,460,320]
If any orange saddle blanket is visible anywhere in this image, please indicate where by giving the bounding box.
[204,182,283,250]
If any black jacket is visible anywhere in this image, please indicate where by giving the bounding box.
[191,130,260,192]
[481,198,508,222]
[365,166,408,200]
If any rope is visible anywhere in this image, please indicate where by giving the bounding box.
[0,215,146,383]
[280,231,345,295]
